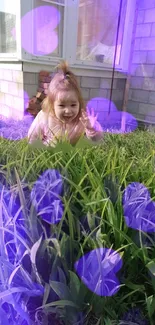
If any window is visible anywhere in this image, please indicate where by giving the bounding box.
[76,0,127,66]
[31,0,65,59]
[0,0,136,71]
[65,0,136,71]
[0,0,17,54]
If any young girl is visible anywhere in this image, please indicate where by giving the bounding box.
[27,61,103,146]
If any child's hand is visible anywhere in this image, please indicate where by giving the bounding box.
[80,108,98,130]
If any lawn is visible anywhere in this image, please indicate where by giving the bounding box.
[0,128,155,325]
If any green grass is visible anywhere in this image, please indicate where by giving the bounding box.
[0,129,155,324]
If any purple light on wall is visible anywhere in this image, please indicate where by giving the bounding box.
[74,248,123,296]
[18,89,30,113]
[87,97,138,133]
[12,6,60,56]
[123,182,155,232]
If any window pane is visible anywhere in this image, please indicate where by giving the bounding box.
[0,0,17,53]
[32,0,64,57]
[76,0,127,65]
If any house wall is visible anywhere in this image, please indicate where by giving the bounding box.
[0,64,38,119]
[128,0,155,123]
[0,62,126,120]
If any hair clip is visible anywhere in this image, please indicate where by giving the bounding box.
[64,72,70,80]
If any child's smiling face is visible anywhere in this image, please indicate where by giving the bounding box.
[54,90,80,123]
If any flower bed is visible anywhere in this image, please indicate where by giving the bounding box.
[0,129,154,324]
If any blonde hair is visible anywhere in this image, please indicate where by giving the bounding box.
[41,61,85,117]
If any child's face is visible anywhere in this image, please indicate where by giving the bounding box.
[54,90,80,123]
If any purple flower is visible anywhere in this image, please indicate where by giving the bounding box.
[74,248,123,296]
[123,182,155,232]
[31,169,64,224]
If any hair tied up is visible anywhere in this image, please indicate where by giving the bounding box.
[56,60,71,75]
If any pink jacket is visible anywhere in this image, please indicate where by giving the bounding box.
[27,110,102,146]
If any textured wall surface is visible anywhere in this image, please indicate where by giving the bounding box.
[0,67,126,120]
[128,0,155,123]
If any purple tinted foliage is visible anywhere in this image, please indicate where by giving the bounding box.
[12,6,60,56]
[0,308,10,325]
[0,182,44,264]
[22,254,32,274]
[0,120,7,129]
[31,169,64,224]
[87,97,138,133]
[74,248,123,296]
[0,114,33,141]
[1,304,17,324]
[4,224,29,264]
[2,288,43,324]
[0,185,29,262]
[134,231,155,248]
[75,312,85,325]
[123,182,155,232]
[0,183,28,224]
[69,311,85,325]
[79,214,100,240]
[122,307,149,325]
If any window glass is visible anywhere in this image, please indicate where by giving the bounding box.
[76,0,127,65]
[32,0,64,57]
[0,0,17,53]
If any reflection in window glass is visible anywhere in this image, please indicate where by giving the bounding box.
[32,0,64,57]
[76,0,127,65]
[0,0,17,53]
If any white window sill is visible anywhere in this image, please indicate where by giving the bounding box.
[22,59,128,78]
[0,58,127,79]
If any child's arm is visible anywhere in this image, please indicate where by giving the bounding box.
[27,111,44,144]
[80,110,103,142]
[85,125,103,141]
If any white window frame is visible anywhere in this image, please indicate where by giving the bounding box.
[0,0,136,73]
[0,0,21,60]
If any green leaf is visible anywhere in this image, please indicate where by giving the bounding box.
[42,283,51,306]
[37,299,78,310]
[50,281,72,300]
[146,294,155,318]
[57,267,67,285]
[124,281,145,291]
[146,261,155,276]
[50,238,61,256]
[28,139,47,149]
[87,211,96,231]
[69,271,81,300]
[75,136,95,149]
[53,141,73,153]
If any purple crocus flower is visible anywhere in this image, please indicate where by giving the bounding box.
[123,182,155,232]
[74,248,123,296]
[30,169,64,224]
